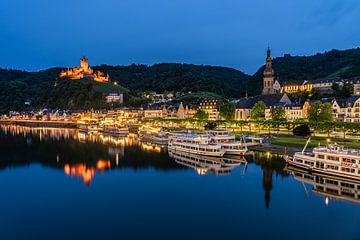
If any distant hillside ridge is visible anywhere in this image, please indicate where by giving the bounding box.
[94,63,252,97]
[1,47,360,112]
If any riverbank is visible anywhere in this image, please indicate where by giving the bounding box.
[0,119,77,128]
[248,144,300,154]
[269,135,360,149]
[2,120,360,153]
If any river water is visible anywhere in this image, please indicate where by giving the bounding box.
[0,125,359,240]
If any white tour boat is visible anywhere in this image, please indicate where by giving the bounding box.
[139,131,169,145]
[285,138,360,180]
[206,130,248,155]
[78,124,99,133]
[77,118,99,133]
[168,134,225,157]
[100,124,129,136]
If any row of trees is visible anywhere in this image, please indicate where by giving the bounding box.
[249,100,334,122]
[193,99,334,123]
[250,101,286,121]
[190,99,357,136]
[147,116,360,136]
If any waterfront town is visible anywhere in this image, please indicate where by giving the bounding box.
[3,49,360,125]
[2,1,360,239]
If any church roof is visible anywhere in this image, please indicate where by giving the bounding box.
[236,94,290,109]
[339,95,360,107]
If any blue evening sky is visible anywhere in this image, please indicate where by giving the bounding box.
[0,0,359,74]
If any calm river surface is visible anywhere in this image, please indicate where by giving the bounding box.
[0,125,359,240]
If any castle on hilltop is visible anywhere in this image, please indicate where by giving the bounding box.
[60,56,110,83]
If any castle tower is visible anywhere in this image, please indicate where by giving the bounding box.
[80,56,89,71]
[262,47,275,95]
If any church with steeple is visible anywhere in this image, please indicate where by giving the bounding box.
[262,47,280,95]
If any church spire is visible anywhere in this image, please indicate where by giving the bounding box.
[262,46,275,95]
[265,46,272,69]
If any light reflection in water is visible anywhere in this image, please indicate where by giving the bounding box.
[0,125,130,185]
[1,125,73,141]
[64,160,111,185]
[169,151,247,176]
[0,124,285,207]
[0,126,359,240]
[140,142,162,152]
[285,166,360,206]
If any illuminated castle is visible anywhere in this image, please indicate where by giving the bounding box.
[60,56,110,83]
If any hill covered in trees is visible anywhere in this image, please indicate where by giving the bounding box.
[95,63,251,97]
[1,47,360,113]
[0,64,251,113]
[0,68,126,113]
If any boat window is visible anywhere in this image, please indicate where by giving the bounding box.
[318,155,325,159]
[326,188,339,194]
[341,191,355,198]
[341,167,355,173]
[326,179,338,185]
[341,182,355,188]
[305,161,313,166]
[304,175,313,180]
[327,165,339,170]
[343,158,356,164]
[327,156,339,161]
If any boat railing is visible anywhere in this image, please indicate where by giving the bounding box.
[314,148,360,156]
[294,153,315,161]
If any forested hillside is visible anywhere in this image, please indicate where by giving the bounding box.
[1,47,360,113]
[95,63,251,97]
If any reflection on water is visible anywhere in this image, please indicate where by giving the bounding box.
[0,125,288,208]
[1,125,360,240]
[169,151,247,176]
[2,124,360,208]
[286,166,360,206]
[0,125,181,185]
[247,151,287,208]
[64,160,111,185]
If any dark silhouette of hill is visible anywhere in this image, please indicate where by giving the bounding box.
[1,47,360,112]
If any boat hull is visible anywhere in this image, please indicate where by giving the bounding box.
[100,130,129,136]
[224,149,247,155]
[168,146,225,157]
[140,134,169,145]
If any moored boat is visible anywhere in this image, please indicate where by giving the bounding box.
[206,130,247,155]
[285,138,360,180]
[100,124,129,136]
[168,134,225,157]
[78,124,99,133]
[139,132,169,145]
